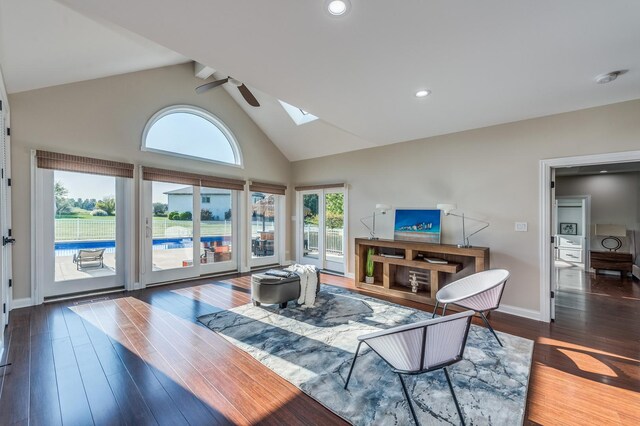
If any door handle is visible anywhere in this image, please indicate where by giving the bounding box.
[2,236,15,246]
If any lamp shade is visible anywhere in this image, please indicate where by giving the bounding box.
[595,224,626,237]
[436,203,457,215]
[375,204,392,212]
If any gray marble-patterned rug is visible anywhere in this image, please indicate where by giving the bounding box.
[198,285,533,425]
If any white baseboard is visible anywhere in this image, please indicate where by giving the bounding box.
[633,264,639,280]
[496,304,542,322]
[12,297,34,310]
[344,272,355,279]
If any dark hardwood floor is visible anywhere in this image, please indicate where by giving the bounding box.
[0,271,638,425]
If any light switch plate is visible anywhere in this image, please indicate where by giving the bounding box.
[515,222,528,232]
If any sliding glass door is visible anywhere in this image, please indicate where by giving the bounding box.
[300,191,322,268]
[142,179,238,285]
[298,187,346,273]
[324,191,345,272]
[249,191,280,267]
[200,186,236,274]
[40,170,128,297]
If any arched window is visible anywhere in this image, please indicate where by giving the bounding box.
[142,105,243,167]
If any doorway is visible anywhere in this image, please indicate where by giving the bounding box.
[540,151,640,322]
[249,191,282,268]
[141,178,239,286]
[297,187,347,273]
[553,196,590,310]
[0,94,11,354]
[34,169,132,298]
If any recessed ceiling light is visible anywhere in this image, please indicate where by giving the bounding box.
[600,170,608,173]
[326,0,350,16]
[595,70,627,84]
[415,90,431,98]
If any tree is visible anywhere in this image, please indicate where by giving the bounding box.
[200,209,213,221]
[82,198,96,211]
[224,209,232,220]
[96,197,116,215]
[153,202,168,217]
[325,193,344,229]
[54,181,73,215]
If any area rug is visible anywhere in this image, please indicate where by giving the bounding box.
[198,286,533,425]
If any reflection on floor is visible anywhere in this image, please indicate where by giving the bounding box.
[1,272,638,425]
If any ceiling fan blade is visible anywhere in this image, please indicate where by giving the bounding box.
[195,77,229,94]
[237,84,260,107]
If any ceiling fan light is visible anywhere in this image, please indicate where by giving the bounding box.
[595,70,627,84]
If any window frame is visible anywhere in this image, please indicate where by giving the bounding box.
[141,105,244,168]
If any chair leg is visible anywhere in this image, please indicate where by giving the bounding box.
[443,368,465,426]
[279,301,287,309]
[344,341,362,389]
[398,374,419,426]
[479,311,503,347]
[432,300,439,318]
[441,304,448,317]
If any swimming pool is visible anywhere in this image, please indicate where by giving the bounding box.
[54,236,230,256]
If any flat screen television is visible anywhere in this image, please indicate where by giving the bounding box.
[393,209,442,243]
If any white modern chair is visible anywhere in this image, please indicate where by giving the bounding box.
[432,269,510,347]
[344,310,475,426]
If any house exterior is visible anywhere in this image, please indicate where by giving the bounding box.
[165,186,231,220]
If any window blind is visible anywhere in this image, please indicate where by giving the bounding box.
[142,166,245,191]
[249,181,286,195]
[35,150,134,178]
[294,183,345,191]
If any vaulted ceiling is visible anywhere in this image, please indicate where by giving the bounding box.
[0,0,187,93]
[2,0,639,161]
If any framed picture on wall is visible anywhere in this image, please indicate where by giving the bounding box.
[559,222,578,235]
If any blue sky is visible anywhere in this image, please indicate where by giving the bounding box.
[55,170,114,201]
[55,172,186,204]
[146,113,235,164]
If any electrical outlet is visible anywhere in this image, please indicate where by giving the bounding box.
[515,222,528,232]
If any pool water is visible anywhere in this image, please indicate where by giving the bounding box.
[55,236,229,256]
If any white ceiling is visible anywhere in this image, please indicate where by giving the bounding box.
[220,79,376,161]
[3,0,639,161]
[0,0,187,93]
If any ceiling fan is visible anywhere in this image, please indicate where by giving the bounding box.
[195,77,260,107]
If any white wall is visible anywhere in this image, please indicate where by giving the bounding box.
[557,172,640,252]
[9,63,291,300]
[291,99,640,314]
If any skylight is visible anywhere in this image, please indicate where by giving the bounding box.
[278,100,319,125]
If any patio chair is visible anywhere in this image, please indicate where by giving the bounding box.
[344,310,475,426]
[432,269,509,346]
[72,249,105,270]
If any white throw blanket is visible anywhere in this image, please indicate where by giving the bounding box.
[285,264,318,307]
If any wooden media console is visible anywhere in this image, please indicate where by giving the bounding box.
[355,238,490,306]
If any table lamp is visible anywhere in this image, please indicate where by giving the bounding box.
[360,204,392,240]
[437,203,489,248]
